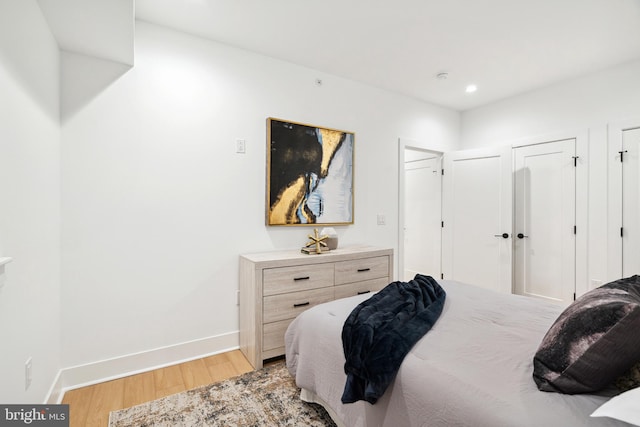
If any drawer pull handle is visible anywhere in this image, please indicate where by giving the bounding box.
[357,290,371,295]
[293,302,310,308]
[357,268,371,272]
[293,276,310,281]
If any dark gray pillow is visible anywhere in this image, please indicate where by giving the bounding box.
[616,360,640,392]
[533,275,640,394]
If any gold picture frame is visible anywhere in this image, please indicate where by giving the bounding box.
[266,118,354,226]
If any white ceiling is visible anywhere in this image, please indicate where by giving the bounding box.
[37,0,640,112]
[134,0,640,111]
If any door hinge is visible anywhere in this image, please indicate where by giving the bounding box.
[620,150,628,162]
[572,156,579,167]
[441,273,444,279]
[573,225,577,234]
[573,292,576,301]
[441,221,444,228]
[621,227,624,237]
[441,169,444,175]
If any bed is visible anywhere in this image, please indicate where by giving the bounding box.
[284,278,634,427]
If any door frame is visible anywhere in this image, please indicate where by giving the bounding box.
[511,129,589,298]
[607,118,640,281]
[397,138,443,282]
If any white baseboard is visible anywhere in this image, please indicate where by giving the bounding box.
[47,331,239,404]
[45,370,64,404]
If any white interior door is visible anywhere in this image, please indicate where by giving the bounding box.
[442,146,512,293]
[513,139,576,304]
[623,128,640,277]
[403,154,441,280]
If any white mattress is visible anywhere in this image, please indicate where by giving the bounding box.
[285,279,630,427]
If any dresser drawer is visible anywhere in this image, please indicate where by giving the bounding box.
[334,277,389,300]
[263,264,334,296]
[263,319,292,352]
[335,256,390,285]
[263,287,334,323]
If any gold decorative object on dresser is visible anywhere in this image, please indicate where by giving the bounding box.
[239,245,394,369]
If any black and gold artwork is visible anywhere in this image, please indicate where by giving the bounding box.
[267,118,354,226]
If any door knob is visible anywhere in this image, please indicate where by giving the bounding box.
[517,233,529,239]
[494,233,509,239]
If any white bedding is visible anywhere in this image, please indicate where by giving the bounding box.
[285,279,632,427]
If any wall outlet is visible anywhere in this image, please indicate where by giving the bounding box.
[25,357,32,391]
[236,139,246,154]
[377,214,386,225]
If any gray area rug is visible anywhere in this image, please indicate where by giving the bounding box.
[108,360,336,426]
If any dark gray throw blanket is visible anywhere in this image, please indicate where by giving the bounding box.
[341,274,446,404]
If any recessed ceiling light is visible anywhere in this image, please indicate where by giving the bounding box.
[465,84,478,93]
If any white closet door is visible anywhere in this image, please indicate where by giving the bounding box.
[623,128,640,277]
[513,139,576,304]
[404,156,441,281]
[442,146,512,293]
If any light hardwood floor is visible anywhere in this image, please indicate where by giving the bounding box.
[62,350,254,427]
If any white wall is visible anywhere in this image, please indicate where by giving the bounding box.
[461,59,640,148]
[60,21,460,374]
[461,59,640,292]
[0,0,62,403]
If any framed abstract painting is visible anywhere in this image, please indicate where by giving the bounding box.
[266,118,354,226]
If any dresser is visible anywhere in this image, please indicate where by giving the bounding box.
[239,245,394,368]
